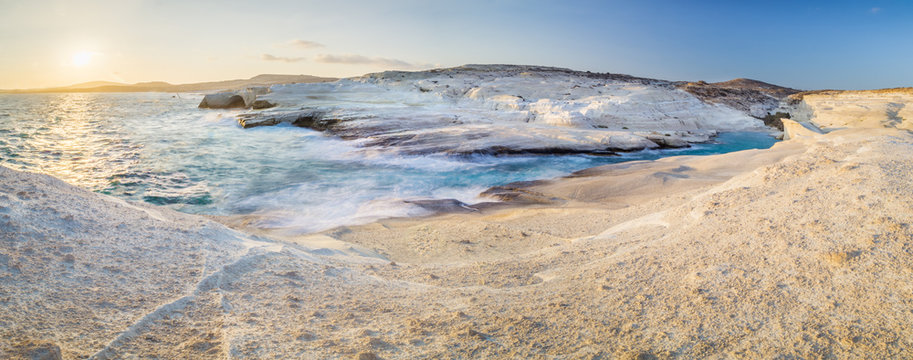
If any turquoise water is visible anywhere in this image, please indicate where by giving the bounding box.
[0,92,778,233]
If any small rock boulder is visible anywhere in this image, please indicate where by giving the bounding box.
[251,99,276,109]
[645,134,689,148]
[198,90,256,109]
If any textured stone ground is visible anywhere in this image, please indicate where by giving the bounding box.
[3,117,912,358]
[2,86,913,358]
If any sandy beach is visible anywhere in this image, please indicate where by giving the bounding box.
[3,84,913,358]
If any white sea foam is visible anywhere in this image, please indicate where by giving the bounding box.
[0,90,778,235]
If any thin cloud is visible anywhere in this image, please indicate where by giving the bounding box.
[261,54,305,63]
[870,7,881,14]
[314,54,432,69]
[287,39,325,49]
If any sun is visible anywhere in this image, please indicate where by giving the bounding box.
[71,51,93,67]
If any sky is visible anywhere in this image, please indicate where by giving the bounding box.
[0,0,910,90]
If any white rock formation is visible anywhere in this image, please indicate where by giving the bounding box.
[241,65,776,154]
[784,89,913,130]
[354,65,763,131]
[4,91,913,357]
[198,90,256,109]
[198,87,278,109]
[0,165,383,359]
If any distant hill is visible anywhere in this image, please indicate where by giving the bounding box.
[710,78,801,99]
[676,78,801,99]
[673,78,801,119]
[65,81,128,89]
[1,74,338,94]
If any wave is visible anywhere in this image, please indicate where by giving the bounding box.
[0,92,778,235]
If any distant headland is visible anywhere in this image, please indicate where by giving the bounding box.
[0,74,338,94]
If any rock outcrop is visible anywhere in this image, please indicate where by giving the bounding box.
[198,90,257,109]
[783,88,913,130]
[198,87,276,109]
[235,65,780,155]
[237,109,333,129]
[352,65,766,131]
[250,99,276,109]
[0,165,384,358]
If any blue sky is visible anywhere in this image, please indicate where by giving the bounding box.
[0,0,910,89]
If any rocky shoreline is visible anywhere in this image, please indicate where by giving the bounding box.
[3,72,913,358]
[229,65,789,156]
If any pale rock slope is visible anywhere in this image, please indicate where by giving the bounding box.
[354,65,757,130]
[0,166,386,359]
[239,65,784,155]
[319,120,913,358]
[785,88,913,130]
[3,91,912,358]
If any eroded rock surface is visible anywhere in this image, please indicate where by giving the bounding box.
[235,65,778,155]
[199,87,276,109]
[784,88,913,130]
[4,98,913,358]
[198,91,256,109]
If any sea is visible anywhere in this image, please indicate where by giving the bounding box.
[0,91,778,233]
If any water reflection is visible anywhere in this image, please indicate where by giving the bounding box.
[8,93,142,190]
[0,92,778,233]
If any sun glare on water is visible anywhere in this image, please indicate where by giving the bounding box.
[71,51,93,67]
